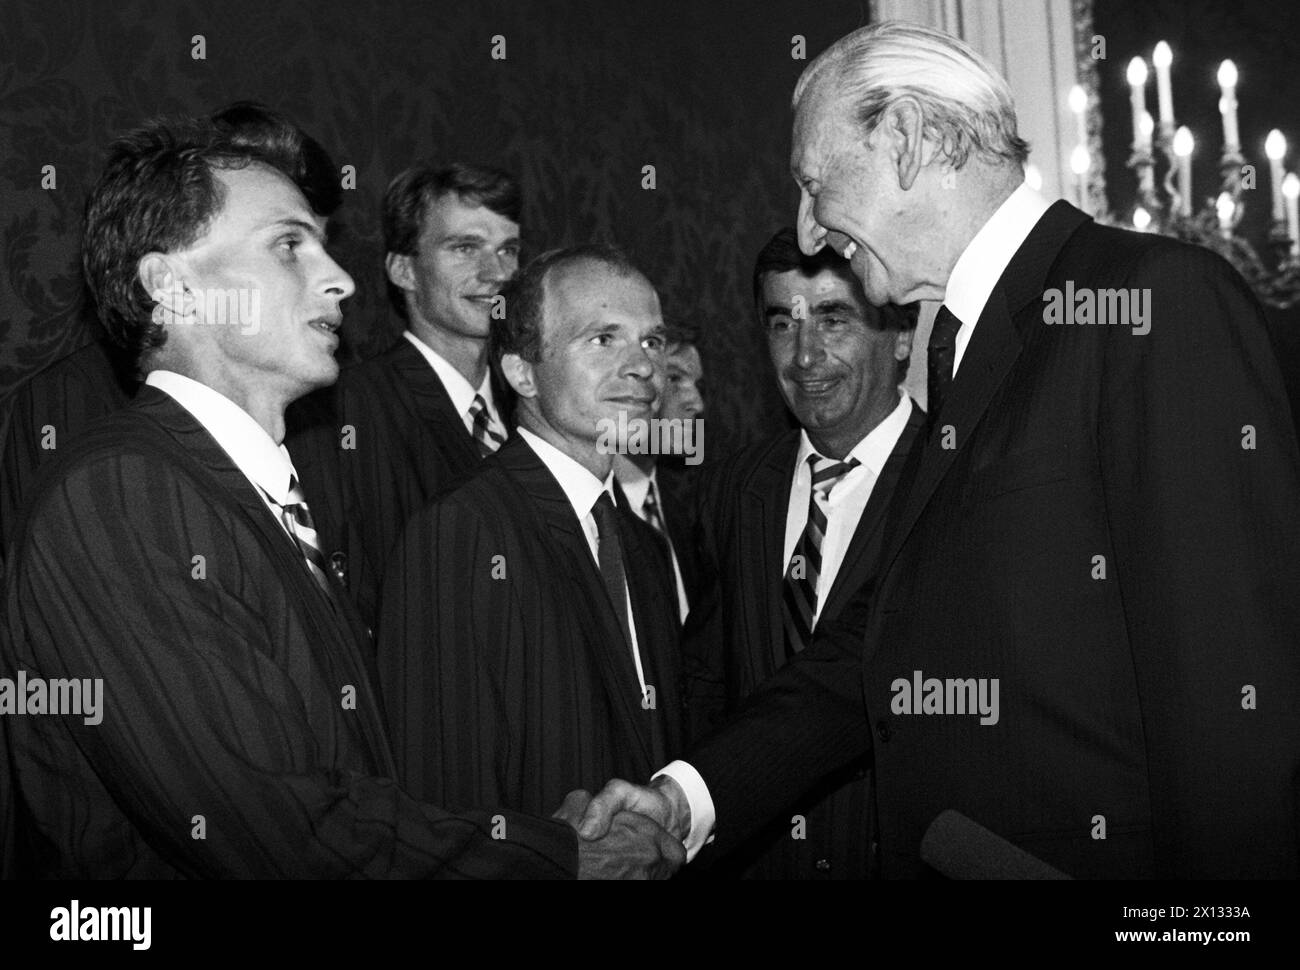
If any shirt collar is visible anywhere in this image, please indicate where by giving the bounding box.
[145,370,299,502]
[516,426,613,522]
[614,460,657,514]
[403,330,496,418]
[796,390,912,479]
[942,182,1051,327]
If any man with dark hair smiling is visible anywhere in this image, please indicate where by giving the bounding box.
[289,162,523,628]
[682,227,922,879]
[378,245,686,829]
[1,115,666,879]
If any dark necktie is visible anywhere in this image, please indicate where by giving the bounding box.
[782,454,860,658]
[592,492,635,651]
[927,305,963,433]
[468,393,507,456]
[641,481,666,536]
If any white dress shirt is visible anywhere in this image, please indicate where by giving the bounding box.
[662,184,1054,861]
[783,391,913,626]
[145,371,302,540]
[516,427,649,698]
[403,330,504,436]
[615,463,691,622]
[942,181,1051,375]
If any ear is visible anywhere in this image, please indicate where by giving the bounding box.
[501,352,538,399]
[894,326,916,362]
[884,97,928,192]
[385,251,415,292]
[138,252,190,325]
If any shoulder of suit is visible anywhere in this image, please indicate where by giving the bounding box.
[701,429,798,492]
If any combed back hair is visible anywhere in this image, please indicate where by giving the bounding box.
[491,244,648,366]
[82,108,342,373]
[211,101,342,216]
[382,162,521,257]
[793,20,1030,170]
[753,227,918,333]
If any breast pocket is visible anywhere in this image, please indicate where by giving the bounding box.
[963,443,1069,504]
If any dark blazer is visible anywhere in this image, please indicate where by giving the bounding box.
[377,434,686,817]
[684,399,924,878]
[1,387,575,878]
[0,339,136,563]
[286,338,492,628]
[684,202,1300,879]
[655,459,706,614]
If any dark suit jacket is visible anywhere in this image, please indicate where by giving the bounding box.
[685,202,1300,879]
[286,338,493,630]
[0,339,136,564]
[684,399,924,878]
[378,435,686,817]
[1,387,575,878]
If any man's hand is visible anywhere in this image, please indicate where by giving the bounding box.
[553,789,685,879]
[577,776,691,843]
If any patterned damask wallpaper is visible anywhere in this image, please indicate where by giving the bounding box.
[0,0,876,453]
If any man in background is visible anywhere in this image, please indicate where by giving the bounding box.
[289,163,520,628]
[684,228,922,878]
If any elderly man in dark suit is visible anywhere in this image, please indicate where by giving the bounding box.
[378,245,686,820]
[581,20,1300,879]
[1,114,680,879]
[685,228,922,879]
[287,163,520,629]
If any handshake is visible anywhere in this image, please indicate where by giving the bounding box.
[553,776,693,880]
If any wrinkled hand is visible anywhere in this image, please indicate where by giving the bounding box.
[553,789,684,879]
[576,776,691,843]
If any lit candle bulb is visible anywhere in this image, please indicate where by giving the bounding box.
[1216,192,1235,239]
[1070,144,1090,212]
[1217,60,1240,155]
[1172,126,1194,217]
[1266,130,1287,223]
[1069,85,1088,151]
[1133,206,1152,231]
[1152,41,1174,136]
[1284,173,1300,258]
[1127,58,1150,152]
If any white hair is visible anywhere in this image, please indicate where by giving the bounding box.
[793,20,1029,169]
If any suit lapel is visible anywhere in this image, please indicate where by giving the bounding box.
[821,399,925,621]
[743,432,799,672]
[131,387,396,773]
[387,340,480,468]
[873,201,1092,628]
[494,437,655,769]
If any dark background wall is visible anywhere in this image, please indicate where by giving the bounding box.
[0,0,878,455]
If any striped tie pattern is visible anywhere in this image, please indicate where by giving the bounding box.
[468,394,507,456]
[782,454,860,657]
[272,476,335,599]
[641,481,667,536]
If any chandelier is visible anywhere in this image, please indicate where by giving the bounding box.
[1067,40,1300,309]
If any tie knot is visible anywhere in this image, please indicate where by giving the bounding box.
[808,454,859,497]
[468,394,488,419]
[929,305,963,352]
[284,474,306,507]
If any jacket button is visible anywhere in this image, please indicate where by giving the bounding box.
[875,719,891,742]
[815,858,831,872]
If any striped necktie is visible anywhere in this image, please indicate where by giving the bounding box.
[641,480,667,536]
[468,393,507,456]
[265,475,335,599]
[782,454,860,658]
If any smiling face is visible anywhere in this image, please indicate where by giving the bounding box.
[791,86,939,307]
[760,265,911,456]
[164,162,355,404]
[507,259,666,476]
[393,193,520,340]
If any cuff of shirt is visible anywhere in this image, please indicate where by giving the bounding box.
[652,761,715,861]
